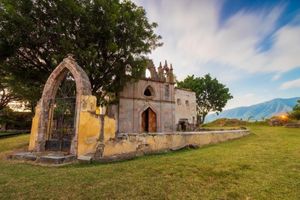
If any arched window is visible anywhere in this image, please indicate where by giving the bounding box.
[185,100,189,106]
[144,88,152,96]
[144,86,154,97]
[177,98,181,105]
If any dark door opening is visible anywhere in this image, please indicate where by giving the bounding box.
[180,121,187,131]
[141,107,157,132]
[178,119,189,131]
[45,97,76,152]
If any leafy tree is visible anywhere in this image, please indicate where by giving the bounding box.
[0,107,32,130]
[0,0,162,108]
[0,69,19,111]
[289,100,300,120]
[0,84,16,111]
[177,74,233,124]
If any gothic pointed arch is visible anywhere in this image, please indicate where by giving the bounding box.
[143,85,155,97]
[36,55,92,154]
[41,55,91,101]
[141,107,157,132]
[138,104,160,133]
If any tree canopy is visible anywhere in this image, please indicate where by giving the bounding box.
[289,100,300,120]
[0,0,162,108]
[177,74,233,124]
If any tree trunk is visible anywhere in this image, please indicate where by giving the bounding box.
[199,113,208,125]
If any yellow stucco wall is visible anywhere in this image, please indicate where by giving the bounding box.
[77,114,116,156]
[28,105,41,151]
[77,95,116,156]
[102,131,249,158]
[77,111,100,156]
[103,116,116,142]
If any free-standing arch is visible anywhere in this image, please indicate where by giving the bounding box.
[35,55,92,154]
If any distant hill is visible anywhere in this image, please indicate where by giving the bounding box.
[206,97,300,122]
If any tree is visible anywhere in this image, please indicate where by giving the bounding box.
[0,69,19,111]
[0,84,16,111]
[177,74,233,124]
[289,100,300,120]
[0,0,162,107]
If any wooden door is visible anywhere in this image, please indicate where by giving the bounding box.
[148,108,157,132]
[141,107,157,132]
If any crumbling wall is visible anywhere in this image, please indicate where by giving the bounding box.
[99,129,250,161]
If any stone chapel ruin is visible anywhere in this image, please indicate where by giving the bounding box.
[13,55,249,163]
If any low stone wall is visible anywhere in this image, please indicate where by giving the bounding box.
[285,122,300,128]
[98,129,250,161]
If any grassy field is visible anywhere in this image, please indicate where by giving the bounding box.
[0,126,299,200]
[0,131,29,137]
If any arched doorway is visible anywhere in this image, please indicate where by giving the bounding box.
[45,72,77,152]
[141,107,157,132]
[35,55,92,155]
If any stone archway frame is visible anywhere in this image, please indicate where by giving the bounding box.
[36,55,92,155]
[138,104,160,133]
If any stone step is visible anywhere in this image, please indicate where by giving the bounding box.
[9,152,76,165]
[77,154,93,163]
[9,152,37,161]
[37,154,76,164]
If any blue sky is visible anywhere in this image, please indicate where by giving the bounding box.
[133,0,300,109]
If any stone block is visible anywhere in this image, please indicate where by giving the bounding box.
[38,154,76,164]
[9,152,37,161]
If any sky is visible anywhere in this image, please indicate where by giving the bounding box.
[132,0,300,109]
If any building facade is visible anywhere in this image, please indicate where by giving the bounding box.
[117,61,197,133]
[174,88,197,131]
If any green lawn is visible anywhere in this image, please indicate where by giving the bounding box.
[0,131,28,137]
[0,126,299,200]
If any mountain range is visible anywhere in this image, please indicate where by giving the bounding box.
[206,97,300,122]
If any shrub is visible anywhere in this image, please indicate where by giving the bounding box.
[0,107,33,130]
[288,100,300,120]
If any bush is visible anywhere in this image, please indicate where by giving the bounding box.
[0,107,33,130]
[289,110,300,120]
[288,100,300,120]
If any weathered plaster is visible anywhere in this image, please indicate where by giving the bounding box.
[174,88,197,125]
[28,104,41,151]
[101,130,250,160]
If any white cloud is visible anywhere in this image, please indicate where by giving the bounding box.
[134,0,300,81]
[272,73,281,81]
[280,78,300,89]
